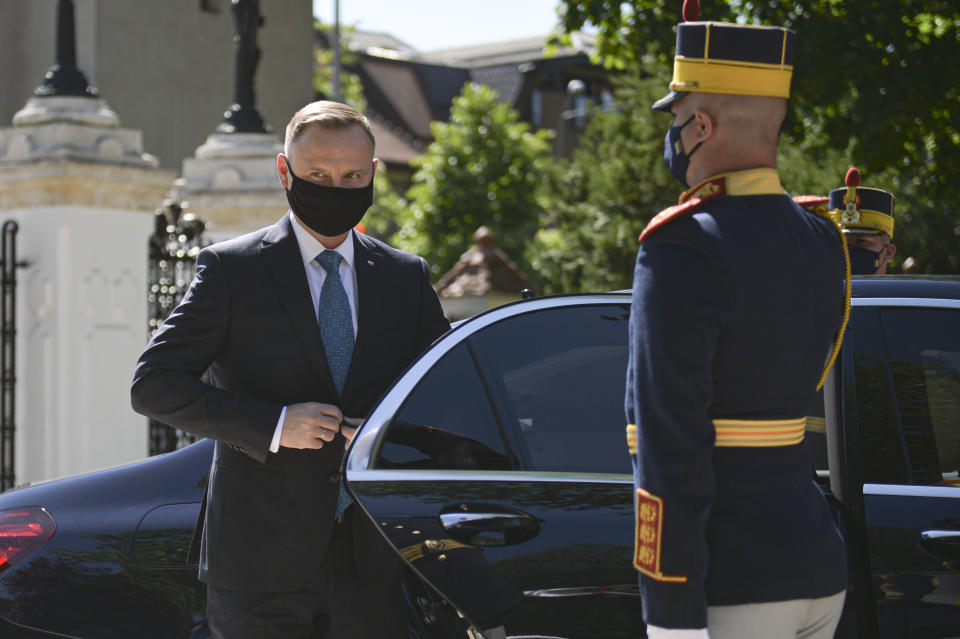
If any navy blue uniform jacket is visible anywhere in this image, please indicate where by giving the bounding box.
[131,215,450,592]
[625,169,848,628]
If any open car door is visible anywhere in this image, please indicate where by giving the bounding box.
[345,297,644,639]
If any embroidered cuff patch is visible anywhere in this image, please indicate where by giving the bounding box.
[633,488,687,583]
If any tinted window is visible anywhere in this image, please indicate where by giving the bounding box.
[853,306,960,485]
[376,343,511,470]
[470,304,631,474]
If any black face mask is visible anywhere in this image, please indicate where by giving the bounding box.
[283,157,373,237]
[848,244,882,275]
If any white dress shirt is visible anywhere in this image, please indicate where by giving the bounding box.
[269,213,359,452]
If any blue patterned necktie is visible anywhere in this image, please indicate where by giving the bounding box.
[315,249,355,520]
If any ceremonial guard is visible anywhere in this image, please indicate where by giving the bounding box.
[829,167,897,274]
[803,167,896,464]
[625,1,850,637]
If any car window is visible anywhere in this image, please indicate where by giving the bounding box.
[469,304,631,474]
[376,342,512,470]
[853,306,960,486]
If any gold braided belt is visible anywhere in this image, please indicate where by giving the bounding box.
[712,418,806,447]
[626,417,806,452]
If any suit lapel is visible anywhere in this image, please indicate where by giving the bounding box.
[344,233,386,397]
[260,216,338,398]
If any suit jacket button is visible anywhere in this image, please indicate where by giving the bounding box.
[328,472,340,484]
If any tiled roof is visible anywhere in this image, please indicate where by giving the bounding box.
[411,64,471,122]
[367,112,423,165]
[468,63,526,106]
[422,31,595,66]
[436,228,532,298]
[342,29,417,57]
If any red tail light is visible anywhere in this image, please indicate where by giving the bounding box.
[0,506,56,573]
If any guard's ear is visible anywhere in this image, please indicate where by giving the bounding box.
[692,109,715,143]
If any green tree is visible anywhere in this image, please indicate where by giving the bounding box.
[558,0,960,273]
[313,21,367,111]
[361,163,411,242]
[528,68,677,294]
[395,83,554,278]
[528,63,875,295]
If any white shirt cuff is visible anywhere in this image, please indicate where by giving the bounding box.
[269,406,286,453]
[645,626,709,639]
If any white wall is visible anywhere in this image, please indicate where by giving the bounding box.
[10,206,152,484]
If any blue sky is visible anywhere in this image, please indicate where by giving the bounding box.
[312,0,564,51]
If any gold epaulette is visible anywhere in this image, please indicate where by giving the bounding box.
[638,177,727,243]
[793,194,830,216]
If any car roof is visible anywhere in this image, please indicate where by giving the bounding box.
[852,275,960,300]
[450,277,960,329]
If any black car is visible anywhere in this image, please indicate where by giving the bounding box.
[0,276,957,638]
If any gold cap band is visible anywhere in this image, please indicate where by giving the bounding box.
[670,57,793,98]
[828,208,895,238]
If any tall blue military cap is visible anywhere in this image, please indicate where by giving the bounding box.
[653,0,797,111]
[828,167,895,238]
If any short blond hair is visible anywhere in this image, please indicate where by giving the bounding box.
[284,101,375,154]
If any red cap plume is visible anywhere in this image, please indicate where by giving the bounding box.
[682,0,700,21]
[845,167,861,187]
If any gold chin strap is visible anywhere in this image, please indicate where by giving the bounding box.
[813,211,852,392]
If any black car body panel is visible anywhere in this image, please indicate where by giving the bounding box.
[0,439,211,637]
[0,277,957,637]
[835,280,960,638]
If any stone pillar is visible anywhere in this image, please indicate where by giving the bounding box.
[172,0,286,242]
[172,132,286,242]
[0,1,174,484]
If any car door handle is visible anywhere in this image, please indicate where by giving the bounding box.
[439,504,540,547]
[919,530,960,560]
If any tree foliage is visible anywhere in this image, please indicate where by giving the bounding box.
[559,0,960,273]
[361,163,410,242]
[395,83,554,278]
[529,69,677,294]
[313,21,367,111]
[528,64,890,294]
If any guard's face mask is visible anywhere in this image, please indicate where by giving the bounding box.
[283,157,373,237]
[663,115,703,188]
[848,244,883,275]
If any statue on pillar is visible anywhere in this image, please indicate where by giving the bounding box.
[217,0,270,133]
[34,0,98,98]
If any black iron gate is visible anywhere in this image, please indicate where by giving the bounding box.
[147,200,210,455]
[0,221,20,491]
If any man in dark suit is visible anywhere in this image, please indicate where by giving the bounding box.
[624,3,849,638]
[131,100,450,638]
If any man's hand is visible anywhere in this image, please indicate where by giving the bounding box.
[280,402,343,449]
[341,416,363,449]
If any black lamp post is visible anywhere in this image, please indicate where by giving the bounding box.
[217,0,270,133]
[33,0,97,98]
[555,79,586,160]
